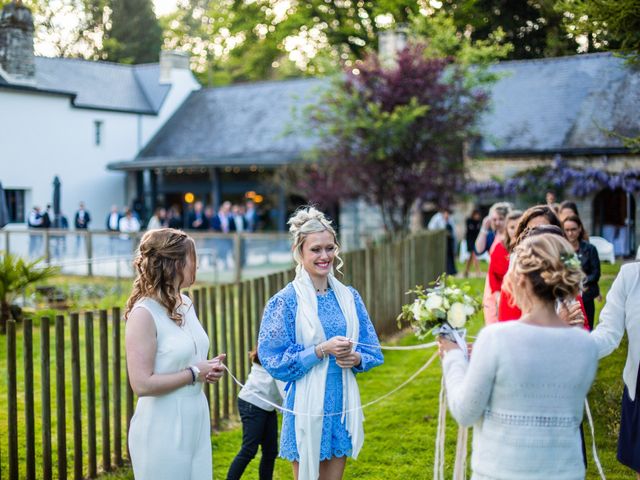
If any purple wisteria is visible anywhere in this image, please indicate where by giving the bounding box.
[466,156,640,198]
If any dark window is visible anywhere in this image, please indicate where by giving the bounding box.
[5,189,25,223]
[94,120,103,146]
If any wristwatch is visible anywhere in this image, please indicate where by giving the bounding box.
[189,365,201,384]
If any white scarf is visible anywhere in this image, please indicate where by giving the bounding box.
[292,267,364,480]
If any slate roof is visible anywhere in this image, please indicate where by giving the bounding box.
[109,52,640,170]
[0,56,170,114]
[479,52,640,155]
[109,77,328,169]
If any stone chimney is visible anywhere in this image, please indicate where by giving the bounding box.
[378,27,408,67]
[159,50,190,83]
[0,0,35,84]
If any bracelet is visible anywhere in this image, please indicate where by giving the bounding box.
[319,343,327,358]
[480,228,489,234]
[187,367,196,385]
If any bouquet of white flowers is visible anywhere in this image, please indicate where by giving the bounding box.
[398,274,480,356]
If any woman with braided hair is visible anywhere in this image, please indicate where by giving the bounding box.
[125,228,226,480]
[438,233,598,479]
[258,206,383,480]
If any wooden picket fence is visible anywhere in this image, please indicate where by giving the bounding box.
[2,230,445,479]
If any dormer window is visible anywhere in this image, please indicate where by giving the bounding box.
[94,120,103,146]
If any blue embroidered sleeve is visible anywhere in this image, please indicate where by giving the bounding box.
[349,287,384,373]
[258,286,320,382]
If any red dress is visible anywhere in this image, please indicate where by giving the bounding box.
[488,241,509,295]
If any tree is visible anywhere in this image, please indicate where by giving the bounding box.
[558,0,638,62]
[0,252,59,334]
[438,0,586,59]
[102,0,162,63]
[293,44,489,233]
[163,0,437,84]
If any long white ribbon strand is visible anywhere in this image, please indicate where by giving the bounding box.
[219,351,439,418]
[585,399,606,480]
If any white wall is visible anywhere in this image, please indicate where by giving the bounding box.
[0,67,199,228]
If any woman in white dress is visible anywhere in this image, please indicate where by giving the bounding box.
[125,228,225,480]
[439,233,599,479]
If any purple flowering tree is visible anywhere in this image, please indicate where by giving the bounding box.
[294,44,489,233]
[466,156,640,200]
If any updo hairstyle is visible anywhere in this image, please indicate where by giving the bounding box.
[505,233,585,309]
[288,206,343,274]
[125,228,196,325]
[489,202,511,219]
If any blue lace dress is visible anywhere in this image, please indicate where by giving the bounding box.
[258,283,384,461]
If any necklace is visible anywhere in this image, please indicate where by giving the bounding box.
[316,286,331,294]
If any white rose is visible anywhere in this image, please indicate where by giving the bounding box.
[425,294,443,310]
[447,302,467,329]
[463,304,475,316]
[411,300,424,320]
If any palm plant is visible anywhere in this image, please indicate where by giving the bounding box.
[0,251,59,334]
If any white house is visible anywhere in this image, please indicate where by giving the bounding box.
[0,1,199,228]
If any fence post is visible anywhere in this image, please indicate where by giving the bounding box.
[209,286,220,430]
[7,319,18,480]
[234,233,242,283]
[55,314,67,480]
[24,317,36,480]
[220,285,230,419]
[99,310,111,472]
[84,311,97,478]
[41,316,53,480]
[198,288,211,413]
[44,230,51,264]
[69,312,83,480]
[86,231,93,276]
[111,307,123,467]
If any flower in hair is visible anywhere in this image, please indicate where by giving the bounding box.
[561,252,581,270]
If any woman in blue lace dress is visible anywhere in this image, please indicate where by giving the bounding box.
[258,207,384,480]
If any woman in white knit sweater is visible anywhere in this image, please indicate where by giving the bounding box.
[439,233,599,479]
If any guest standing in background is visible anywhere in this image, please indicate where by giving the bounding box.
[227,350,284,480]
[74,201,91,254]
[563,215,600,329]
[464,209,482,277]
[477,202,511,325]
[488,210,522,321]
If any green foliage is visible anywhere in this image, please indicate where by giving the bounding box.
[0,252,59,332]
[397,274,480,339]
[102,0,162,63]
[412,11,513,67]
[558,0,639,61]
[439,0,583,59]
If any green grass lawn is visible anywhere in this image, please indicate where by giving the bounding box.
[4,261,635,479]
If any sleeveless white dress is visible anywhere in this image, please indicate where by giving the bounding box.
[128,295,212,480]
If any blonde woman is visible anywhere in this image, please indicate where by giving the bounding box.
[475,202,511,324]
[258,207,384,480]
[125,228,225,480]
[439,234,598,479]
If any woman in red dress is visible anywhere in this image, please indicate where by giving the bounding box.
[488,210,522,322]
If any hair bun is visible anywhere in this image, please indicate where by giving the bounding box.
[287,206,330,234]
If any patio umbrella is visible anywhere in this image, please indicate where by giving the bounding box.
[52,176,61,227]
[0,182,9,228]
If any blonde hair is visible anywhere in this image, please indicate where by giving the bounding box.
[124,228,196,325]
[504,209,523,252]
[504,233,584,310]
[489,202,512,218]
[288,206,343,274]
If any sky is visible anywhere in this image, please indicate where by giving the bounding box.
[153,0,178,17]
